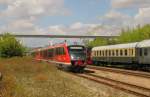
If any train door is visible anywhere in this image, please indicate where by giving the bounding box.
[138,47,150,64]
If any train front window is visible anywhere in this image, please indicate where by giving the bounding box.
[68,46,86,60]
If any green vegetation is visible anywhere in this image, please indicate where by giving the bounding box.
[0,33,25,58]
[87,24,150,47]
[0,57,95,97]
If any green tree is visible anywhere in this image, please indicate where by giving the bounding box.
[86,24,150,46]
[87,37,108,47]
[117,24,150,43]
[0,33,25,58]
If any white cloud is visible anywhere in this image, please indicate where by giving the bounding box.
[100,10,133,28]
[47,22,101,35]
[48,25,66,35]
[0,0,69,35]
[0,19,45,35]
[0,0,68,20]
[111,0,150,9]
[135,7,150,25]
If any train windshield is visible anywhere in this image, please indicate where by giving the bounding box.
[68,46,86,60]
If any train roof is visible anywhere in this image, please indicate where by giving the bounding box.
[92,42,138,50]
[137,39,150,48]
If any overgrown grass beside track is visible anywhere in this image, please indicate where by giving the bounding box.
[0,57,93,97]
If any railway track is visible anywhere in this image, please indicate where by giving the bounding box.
[87,65,150,79]
[75,73,150,97]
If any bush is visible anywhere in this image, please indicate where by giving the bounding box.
[0,33,25,58]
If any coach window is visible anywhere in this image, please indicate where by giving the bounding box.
[100,51,102,56]
[116,50,118,56]
[62,48,65,54]
[61,47,64,55]
[56,48,58,55]
[125,49,127,56]
[109,50,111,56]
[97,51,99,56]
[144,48,148,56]
[105,50,107,57]
[48,49,52,57]
[57,48,60,55]
[103,50,105,56]
[99,50,101,56]
[112,50,115,56]
[139,48,142,56]
[120,49,123,56]
[96,51,98,56]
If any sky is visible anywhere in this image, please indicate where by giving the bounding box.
[0,0,150,47]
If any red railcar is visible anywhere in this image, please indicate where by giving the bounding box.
[33,43,86,72]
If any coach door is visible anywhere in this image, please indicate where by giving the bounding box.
[138,48,150,64]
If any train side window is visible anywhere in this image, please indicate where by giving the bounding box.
[116,50,118,56]
[62,48,65,54]
[139,48,142,56]
[56,48,58,55]
[105,50,107,57]
[144,48,148,56]
[131,49,133,56]
[103,50,105,56]
[110,50,112,56]
[99,50,101,56]
[109,50,111,56]
[48,49,51,57]
[120,50,123,56]
[112,50,115,56]
[125,49,127,56]
[103,50,104,56]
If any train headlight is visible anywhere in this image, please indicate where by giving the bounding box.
[71,55,74,59]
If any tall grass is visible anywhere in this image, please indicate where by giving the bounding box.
[0,57,93,97]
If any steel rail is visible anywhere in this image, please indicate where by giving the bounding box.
[87,65,150,79]
[76,73,150,97]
